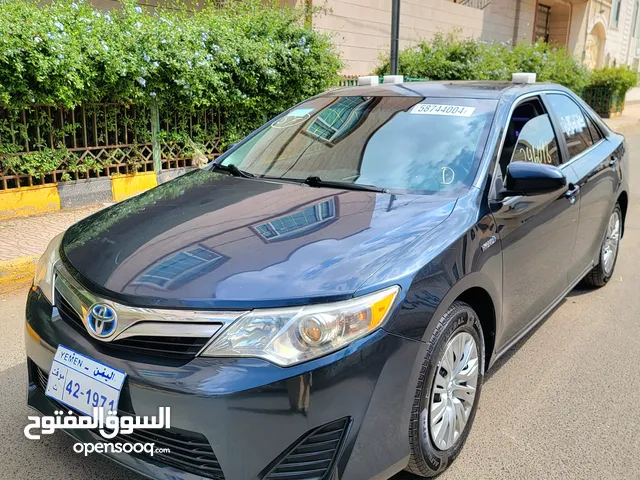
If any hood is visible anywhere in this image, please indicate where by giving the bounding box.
[62,170,456,309]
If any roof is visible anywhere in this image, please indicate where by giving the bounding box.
[324,80,568,100]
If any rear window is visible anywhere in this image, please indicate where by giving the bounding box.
[219,96,497,193]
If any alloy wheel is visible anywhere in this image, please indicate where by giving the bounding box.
[426,332,479,451]
[602,210,621,276]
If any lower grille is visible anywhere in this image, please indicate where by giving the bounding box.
[265,417,350,480]
[31,363,225,479]
[54,288,210,360]
[34,362,48,392]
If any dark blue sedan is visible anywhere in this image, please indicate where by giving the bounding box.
[26,79,629,479]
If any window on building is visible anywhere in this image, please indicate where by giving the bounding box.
[547,94,593,158]
[612,0,622,29]
[535,4,552,43]
[633,1,640,38]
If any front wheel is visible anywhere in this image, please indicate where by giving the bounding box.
[405,301,484,478]
[583,204,622,288]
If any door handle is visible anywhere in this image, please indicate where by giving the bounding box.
[565,183,580,204]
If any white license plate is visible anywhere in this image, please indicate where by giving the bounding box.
[45,345,127,417]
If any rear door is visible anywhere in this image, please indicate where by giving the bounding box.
[544,92,621,283]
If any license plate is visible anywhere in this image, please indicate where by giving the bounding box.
[45,345,126,417]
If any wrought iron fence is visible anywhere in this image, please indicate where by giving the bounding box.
[581,86,626,117]
[0,103,223,190]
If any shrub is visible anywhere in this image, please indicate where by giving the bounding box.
[374,33,589,93]
[588,66,638,98]
[510,41,590,92]
[0,0,343,155]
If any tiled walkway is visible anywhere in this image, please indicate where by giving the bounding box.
[0,204,105,261]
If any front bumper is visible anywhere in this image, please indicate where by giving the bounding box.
[25,287,422,480]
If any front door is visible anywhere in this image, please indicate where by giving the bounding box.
[490,99,580,350]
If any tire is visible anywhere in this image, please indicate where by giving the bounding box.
[405,301,485,478]
[583,204,622,288]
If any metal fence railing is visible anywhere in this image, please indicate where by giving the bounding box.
[581,86,627,117]
[0,104,223,190]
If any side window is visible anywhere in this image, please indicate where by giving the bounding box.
[585,114,604,144]
[498,98,546,176]
[511,114,561,167]
[546,93,593,158]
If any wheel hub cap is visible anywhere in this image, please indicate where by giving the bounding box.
[602,211,621,276]
[426,332,479,451]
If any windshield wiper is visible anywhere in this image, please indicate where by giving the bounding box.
[211,163,254,178]
[303,176,387,193]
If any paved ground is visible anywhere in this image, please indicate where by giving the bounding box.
[0,205,105,261]
[0,127,638,479]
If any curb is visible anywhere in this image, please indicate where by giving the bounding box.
[0,255,39,294]
[0,168,194,221]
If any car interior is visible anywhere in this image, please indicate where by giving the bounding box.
[498,97,546,177]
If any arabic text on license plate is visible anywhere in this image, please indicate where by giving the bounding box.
[45,345,126,417]
[410,104,476,117]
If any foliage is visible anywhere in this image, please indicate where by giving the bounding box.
[0,0,342,179]
[374,32,590,93]
[587,66,638,97]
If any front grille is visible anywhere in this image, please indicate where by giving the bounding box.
[108,336,209,357]
[265,417,350,480]
[31,363,225,479]
[55,288,84,331]
[54,288,210,360]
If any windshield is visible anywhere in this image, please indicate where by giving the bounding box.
[218,95,497,193]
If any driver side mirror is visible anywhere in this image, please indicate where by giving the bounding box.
[503,161,567,196]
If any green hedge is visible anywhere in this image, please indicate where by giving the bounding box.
[374,32,590,93]
[588,66,637,98]
[0,0,342,148]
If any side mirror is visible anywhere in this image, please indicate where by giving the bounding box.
[503,161,567,196]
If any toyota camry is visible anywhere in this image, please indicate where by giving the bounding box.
[25,78,629,479]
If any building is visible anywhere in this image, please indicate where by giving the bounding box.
[603,0,640,70]
[88,0,640,74]
[308,0,640,74]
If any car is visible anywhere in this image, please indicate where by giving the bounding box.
[25,78,629,479]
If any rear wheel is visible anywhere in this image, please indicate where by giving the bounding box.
[583,204,622,288]
[405,301,484,477]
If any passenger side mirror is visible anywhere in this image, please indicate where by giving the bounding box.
[503,161,567,196]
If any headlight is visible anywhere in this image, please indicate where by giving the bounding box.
[33,233,63,304]
[201,286,399,366]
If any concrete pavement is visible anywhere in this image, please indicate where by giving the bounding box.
[0,205,105,293]
[0,128,638,479]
